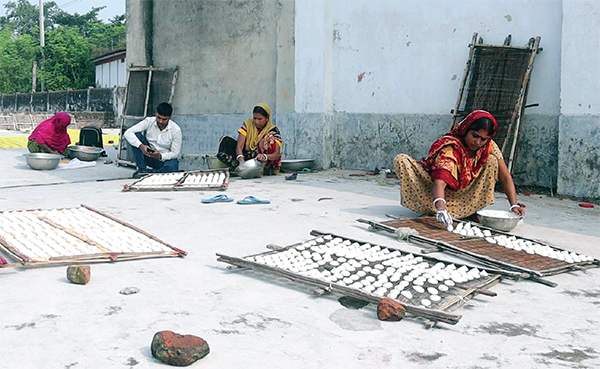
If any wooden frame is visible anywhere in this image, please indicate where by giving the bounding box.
[116,65,179,168]
[217,230,521,327]
[450,33,542,173]
[0,204,186,268]
[358,216,599,287]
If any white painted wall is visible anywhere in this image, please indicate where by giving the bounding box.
[95,58,127,88]
[560,0,600,115]
[295,0,563,115]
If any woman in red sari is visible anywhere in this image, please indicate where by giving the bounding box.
[27,112,72,155]
[393,110,525,229]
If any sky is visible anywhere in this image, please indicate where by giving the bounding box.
[0,0,125,22]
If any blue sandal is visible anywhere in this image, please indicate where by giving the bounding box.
[237,196,271,205]
[201,194,234,203]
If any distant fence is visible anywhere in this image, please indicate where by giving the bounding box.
[0,87,125,128]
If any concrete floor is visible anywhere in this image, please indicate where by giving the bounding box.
[0,146,599,369]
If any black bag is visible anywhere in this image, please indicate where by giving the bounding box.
[78,126,107,156]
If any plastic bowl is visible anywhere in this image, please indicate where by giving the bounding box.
[237,159,262,179]
[24,153,62,170]
[68,145,104,161]
[476,209,522,232]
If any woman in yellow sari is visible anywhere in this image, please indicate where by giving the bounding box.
[217,103,282,176]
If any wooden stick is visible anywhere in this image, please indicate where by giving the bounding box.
[216,253,462,325]
[450,32,478,129]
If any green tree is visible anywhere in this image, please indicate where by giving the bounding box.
[39,26,94,91]
[0,0,124,93]
[0,27,37,93]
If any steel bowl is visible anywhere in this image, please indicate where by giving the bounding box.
[23,153,62,170]
[476,209,522,232]
[281,159,315,172]
[237,159,262,179]
[68,145,104,161]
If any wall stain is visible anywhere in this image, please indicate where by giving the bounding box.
[357,72,373,83]
[333,29,341,42]
[406,41,411,47]
[451,74,457,81]
[504,14,512,22]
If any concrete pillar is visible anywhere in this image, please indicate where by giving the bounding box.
[126,0,153,67]
[557,0,600,197]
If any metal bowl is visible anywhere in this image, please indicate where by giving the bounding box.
[68,145,104,161]
[237,159,262,179]
[477,209,522,232]
[281,159,315,172]
[23,153,62,170]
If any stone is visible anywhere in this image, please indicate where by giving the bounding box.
[119,287,140,295]
[151,331,210,366]
[377,297,406,321]
[66,265,91,285]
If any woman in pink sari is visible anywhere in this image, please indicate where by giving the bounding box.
[27,112,72,155]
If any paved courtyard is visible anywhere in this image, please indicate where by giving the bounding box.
[0,142,599,369]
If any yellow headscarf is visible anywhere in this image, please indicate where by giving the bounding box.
[243,103,275,151]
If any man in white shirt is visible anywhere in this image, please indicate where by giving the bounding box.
[124,102,183,178]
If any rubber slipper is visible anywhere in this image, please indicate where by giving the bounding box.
[237,196,270,205]
[201,194,234,203]
[301,168,312,173]
[285,173,298,180]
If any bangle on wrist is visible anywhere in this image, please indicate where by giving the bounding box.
[433,198,446,208]
[236,155,244,160]
[510,204,521,210]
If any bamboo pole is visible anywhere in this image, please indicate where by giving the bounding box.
[450,33,478,129]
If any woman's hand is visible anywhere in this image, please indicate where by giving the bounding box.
[510,203,526,217]
[257,153,268,162]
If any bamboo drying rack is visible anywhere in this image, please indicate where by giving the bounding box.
[217,230,523,327]
[122,169,229,192]
[358,216,599,287]
[0,204,187,268]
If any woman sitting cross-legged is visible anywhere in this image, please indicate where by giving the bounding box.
[217,103,282,176]
[393,110,525,229]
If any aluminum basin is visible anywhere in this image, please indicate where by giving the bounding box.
[68,145,103,161]
[476,209,522,232]
[24,153,62,170]
[237,159,262,179]
[281,159,315,172]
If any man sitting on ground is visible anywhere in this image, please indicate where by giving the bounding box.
[124,102,182,178]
